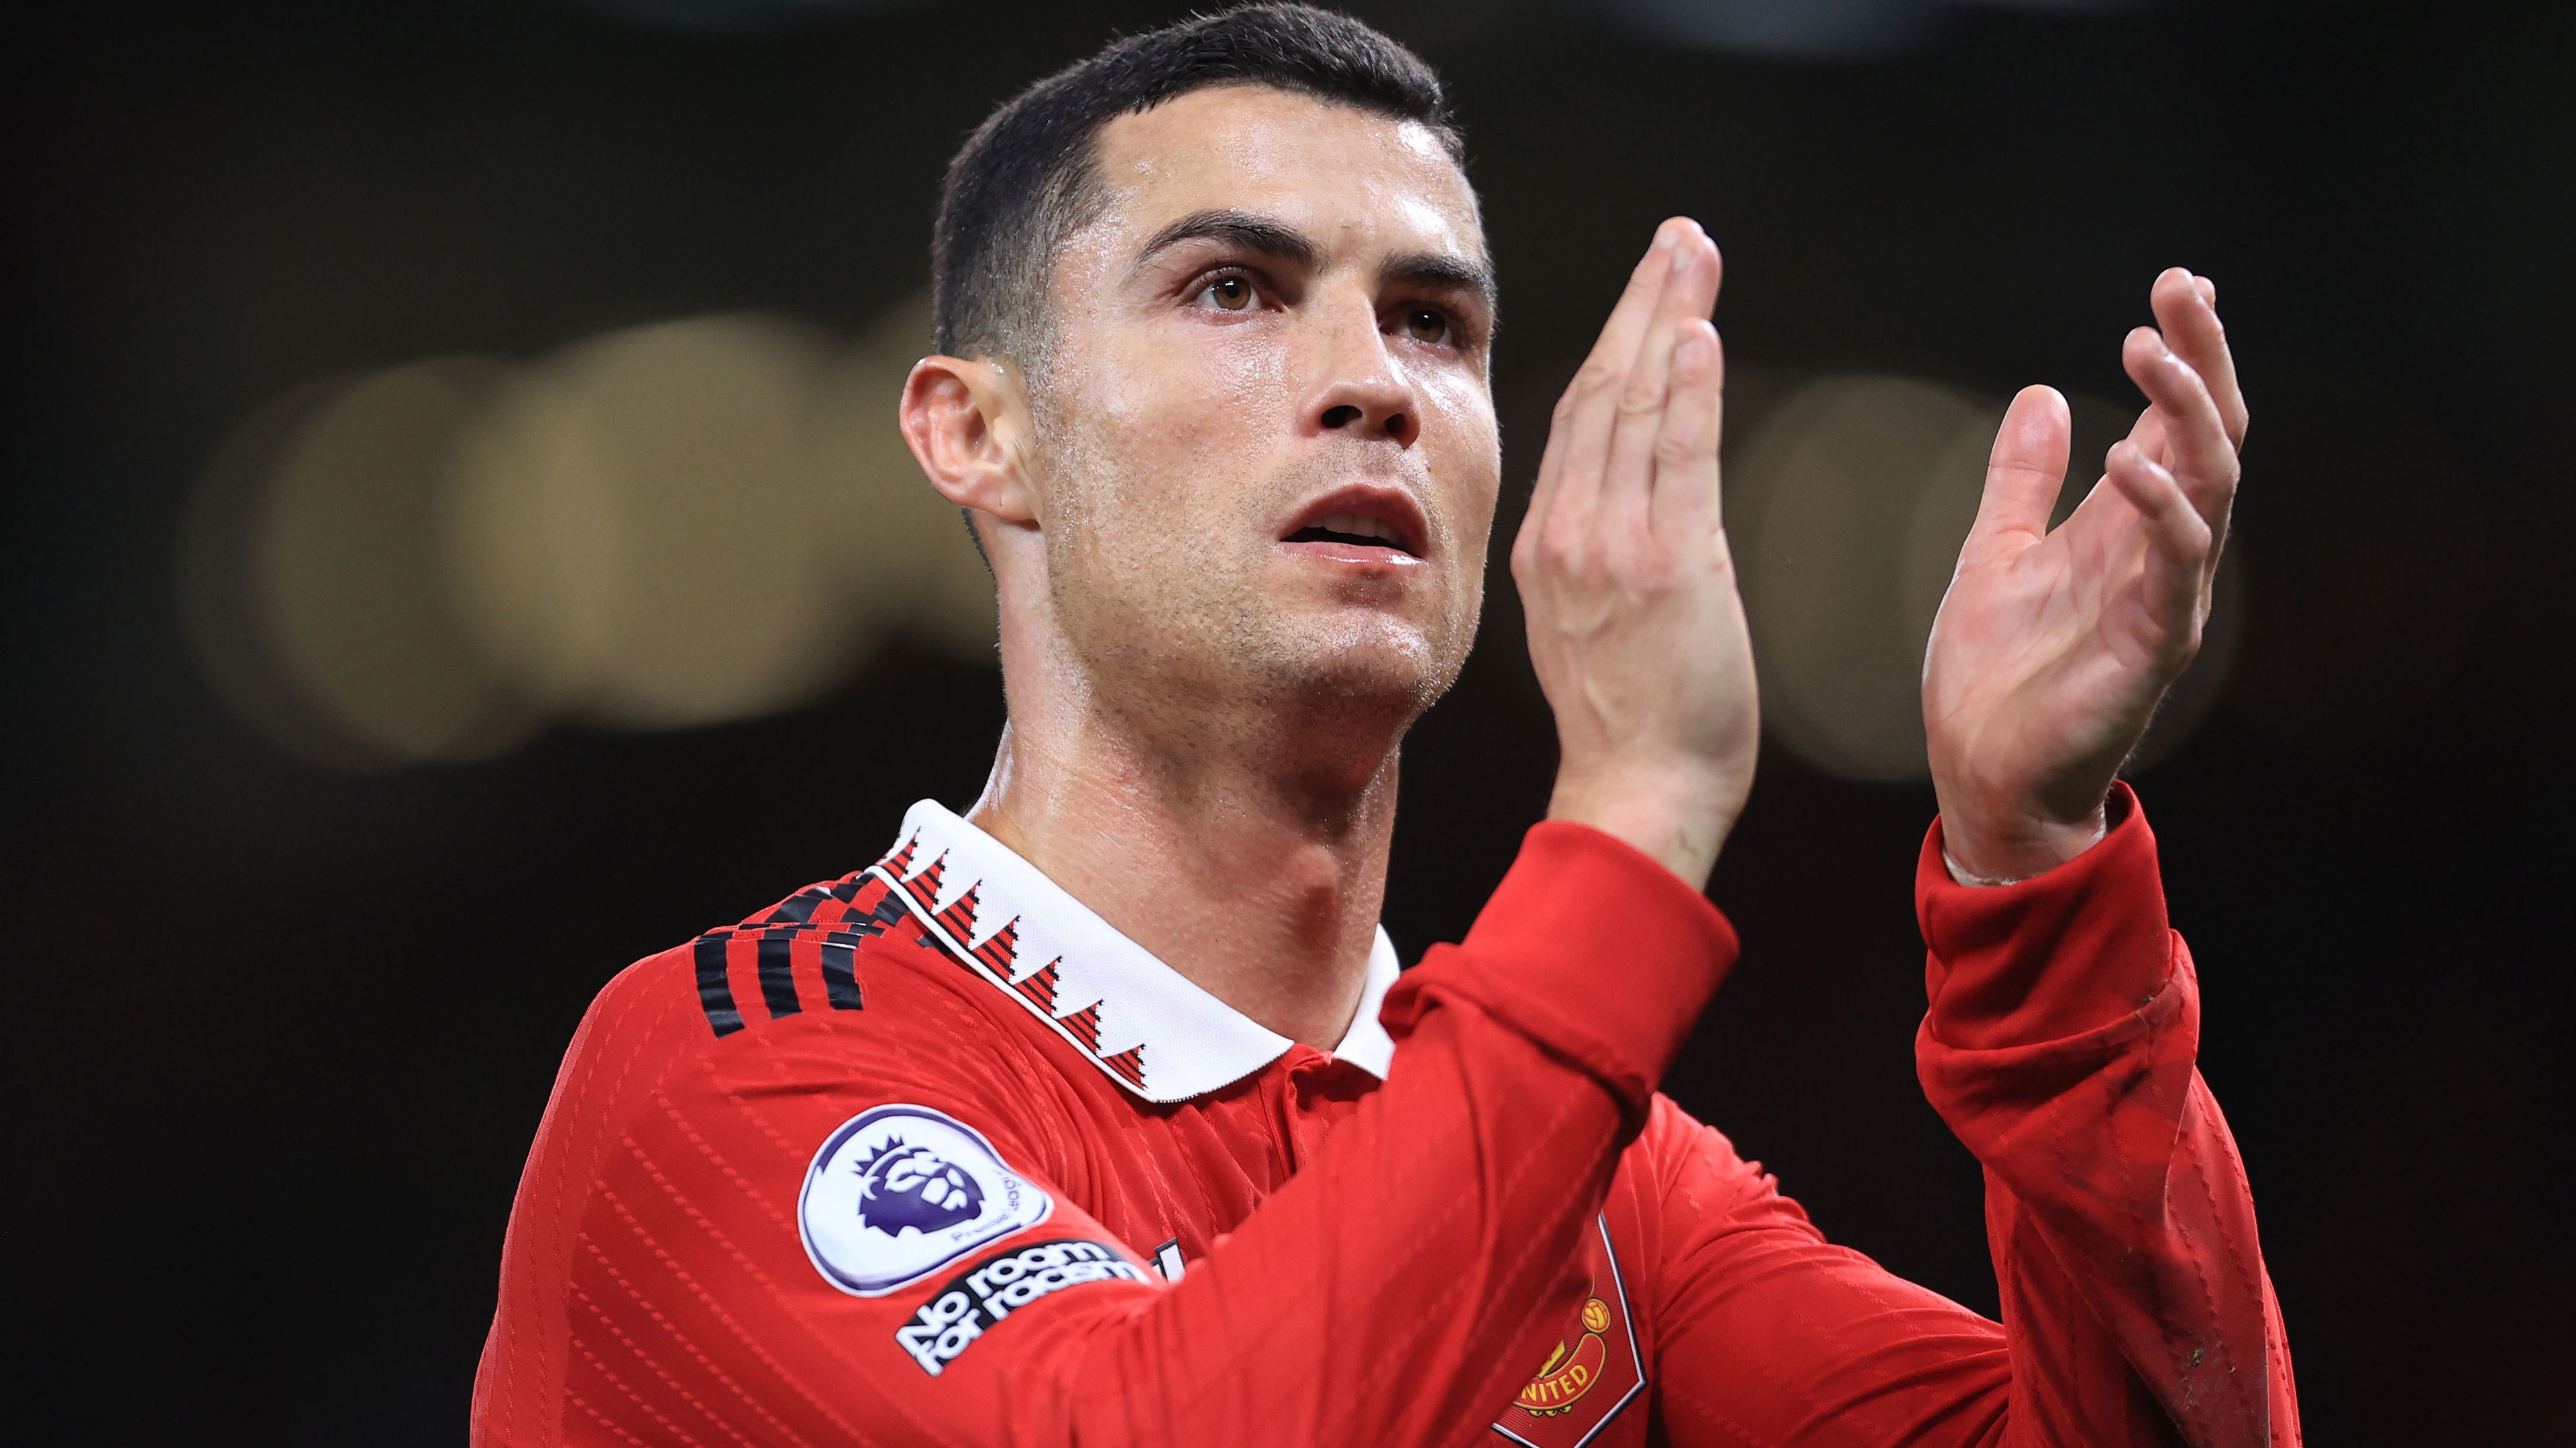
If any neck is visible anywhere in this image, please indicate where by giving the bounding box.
[965,664,1402,1052]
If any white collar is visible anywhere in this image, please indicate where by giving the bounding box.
[865,799,1400,1103]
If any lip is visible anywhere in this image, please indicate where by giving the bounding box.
[1275,482,1433,564]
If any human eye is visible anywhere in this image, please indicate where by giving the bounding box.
[1191,270,1263,313]
[1388,296,1479,351]
[1399,307,1454,346]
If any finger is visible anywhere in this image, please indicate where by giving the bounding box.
[1540,221,1690,529]
[2151,268,2247,447]
[2122,326,2237,532]
[1601,227,1721,522]
[1966,384,2072,548]
[2104,437,2213,644]
[1648,319,1725,537]
[2124,402,2168,465]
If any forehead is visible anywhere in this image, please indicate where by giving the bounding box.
[1087,85,1485,263]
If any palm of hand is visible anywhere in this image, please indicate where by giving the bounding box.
[1927,412,2195,830]
[1925,271,2246,879]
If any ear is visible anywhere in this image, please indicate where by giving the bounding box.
[900,354,1037,534]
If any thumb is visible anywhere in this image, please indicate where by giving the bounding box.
[1968,385,2072,549]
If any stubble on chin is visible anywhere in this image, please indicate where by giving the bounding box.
[1027,388,1477,760]
[1040,495,1468,758]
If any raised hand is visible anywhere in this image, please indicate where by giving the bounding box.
[1924,268,2249,881]
[1513,219,1756,892]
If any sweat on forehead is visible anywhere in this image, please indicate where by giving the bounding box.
[1075,89,1487,280]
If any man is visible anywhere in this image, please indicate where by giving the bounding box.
[474,7,2294,1446]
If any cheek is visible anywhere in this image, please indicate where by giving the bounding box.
[1140,325,1293,469]
[1205,327,1293,423]
[1415,376,1501,549]
[1085,327,1291,502]
[1038,347,1278,575]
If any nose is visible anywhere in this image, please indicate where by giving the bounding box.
[1298,289,1421,449]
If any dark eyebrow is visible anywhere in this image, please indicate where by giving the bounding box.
[1132,209,1321,275]
[1131,207,1498,327]
[1381,249,1497,316]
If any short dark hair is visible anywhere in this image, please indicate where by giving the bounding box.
[930,4,1464,369]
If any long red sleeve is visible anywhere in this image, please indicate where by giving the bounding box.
[1917,783,2298,1447]
[473,822,1737,1447]
[1645,784,2297,1447]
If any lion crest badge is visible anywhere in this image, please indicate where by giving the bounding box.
[800,1104,1051,1296]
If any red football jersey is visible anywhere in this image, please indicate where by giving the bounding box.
[474,785,2297,1447]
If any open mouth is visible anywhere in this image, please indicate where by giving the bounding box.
[1277,488,1430,562]
[1284,512,1418,556]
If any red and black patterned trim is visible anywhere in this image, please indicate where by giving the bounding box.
[864,854,1152,1096]
[694,933,745,1037]
[688,870,900,1036]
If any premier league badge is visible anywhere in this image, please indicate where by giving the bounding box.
[800,1104,1053,1296]
[854,1140,986,1235]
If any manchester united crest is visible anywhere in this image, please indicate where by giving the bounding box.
[1491,1215,1644,1448]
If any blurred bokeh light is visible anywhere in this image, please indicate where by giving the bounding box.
[1730,374,2241,782]
[448,313,853,728]
[1735,374,1986,780]
[180,294,993,769]
[805,293,1014,663]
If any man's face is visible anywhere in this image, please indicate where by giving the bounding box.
[1025,85,1499,737]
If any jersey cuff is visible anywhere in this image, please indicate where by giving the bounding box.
[1387,821,1739,1111]
[1918,781,2177,1051]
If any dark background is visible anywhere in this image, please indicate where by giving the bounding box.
[7,0,2570,1442]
